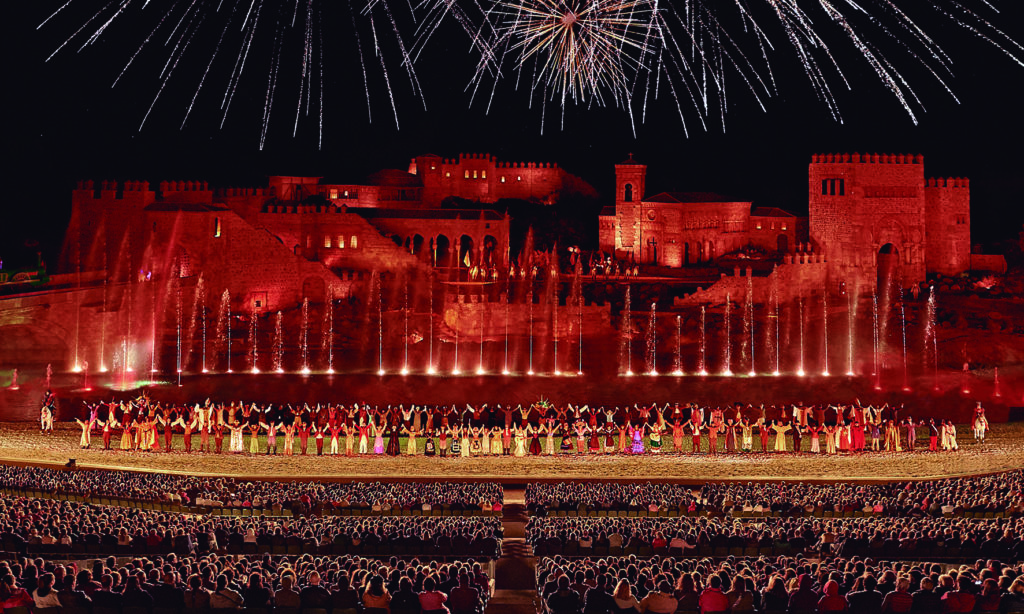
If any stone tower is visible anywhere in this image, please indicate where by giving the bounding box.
[808,153,928,291]
[615,154,647,260]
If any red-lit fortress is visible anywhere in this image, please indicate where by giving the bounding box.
[64,152,596,313]
[0,150,988,369]
[600,152,975,291]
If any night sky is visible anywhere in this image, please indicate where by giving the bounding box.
[6,0,1024,270]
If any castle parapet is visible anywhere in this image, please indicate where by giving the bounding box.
[926,177,969,189]
[811,152,924,164]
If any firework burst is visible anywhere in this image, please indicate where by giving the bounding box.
[473,0,1024,133]
[500,0,659,104]
[38,0,426,148]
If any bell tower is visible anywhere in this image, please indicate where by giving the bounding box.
[615,154,647,258]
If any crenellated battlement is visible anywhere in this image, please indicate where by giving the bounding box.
[216,187,271,197]
[158,180,210,193]
[73,180,152,198]
[811,152,924,165]
[926,177,970,189]
[122,180,150,191]
[430,153,560,169]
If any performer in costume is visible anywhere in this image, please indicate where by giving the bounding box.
[491,426,504,455]
[386,423,401,456]
[513,426,527,457]
[629,424,646,454]
[372,421,385,455]
[529,424,542,456]
[972,402,989,442]
[771,421,791,452]
[297,421,310,455]
[283,422,295,456]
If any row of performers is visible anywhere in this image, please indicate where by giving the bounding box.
[73,397,953,435]
[73,407,971,456]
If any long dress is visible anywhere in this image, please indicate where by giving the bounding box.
[491,429,503,455]
[772,424,790,452]
[406,432,418,455]
[373,428,385,454]
[386,427,401,456]
[648,429,662,454]
[514,430,527,457]
[529,431,542,455]
[481,429,491,456]
[630,428,645,454]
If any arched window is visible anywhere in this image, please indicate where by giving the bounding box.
[323,235,331,248]
[350,235,358,249]
[624,183,633,202]
[337,235,345,249]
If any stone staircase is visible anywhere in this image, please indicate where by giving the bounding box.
[487,493,539,614]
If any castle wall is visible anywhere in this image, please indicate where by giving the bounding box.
[412,153,594,206]
[255,206,426,274]
[144,207,341,312]
[68,181,155,282]
[444,297,612,339]
[675,256,829,307]
[749,215,798,253]
[924,178,971,276]
[809,153,928,291]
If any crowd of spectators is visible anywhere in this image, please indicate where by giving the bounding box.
[526,471,1024,517]
[526,516,1024,562]
[537,554,1024,613]
[0,553,492,614]
[0,466,502,513]
[0,496,502,559]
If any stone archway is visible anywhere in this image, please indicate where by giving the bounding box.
[459,235,475,267]
[482,235,498,267]
[877,243,900,293]
[434,235,450,267]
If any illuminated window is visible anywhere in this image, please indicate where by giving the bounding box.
[214,217,222,238]
[465,170,470,179]
[324,236,331,248]
[755,222,762,230]
[350,235,358,248]
[430,165,436,170]
[770,222,775,230]
[306,235,311,248]
[473,170,478,179]
[481,170,487,179]
[344,190,350,198]
[501,176,505,183]
[782,224,788,231]
[338,235,345,249]
[446,172,451,178]
[517,176,522,182]
[330,189,338,199]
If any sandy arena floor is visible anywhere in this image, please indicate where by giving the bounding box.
[0,422,1021,482]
